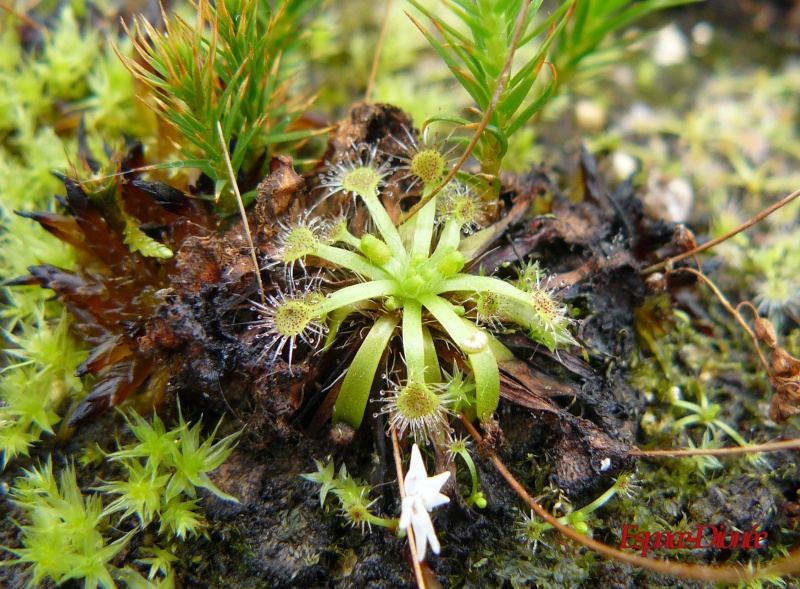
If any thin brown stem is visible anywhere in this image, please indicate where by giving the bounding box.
[77,126,334,185]
[79,164,169,182]
[400,0,535,224]
[0,1,46,33]
[737,301,762,325]
[217,121,266,306]
[675,267,772,376]
[365,0,393,104]
[458,414,800,583]
[632,438,800,457]
[643,187,800,274]
[391,428,426,589]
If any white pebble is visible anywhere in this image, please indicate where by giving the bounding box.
[692,22,714,46]
[575,100,607,133]
[612,151,638,181]
[652,24,689,66]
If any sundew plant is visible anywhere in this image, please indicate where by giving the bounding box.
[261,139,578,432]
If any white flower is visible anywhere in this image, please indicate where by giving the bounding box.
[398,444,450,561]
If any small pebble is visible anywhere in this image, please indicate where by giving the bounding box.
[652,24,689,66]
[612,151,638,181]
[575,100,607,132]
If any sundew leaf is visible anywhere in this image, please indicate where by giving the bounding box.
[332,313,400,429]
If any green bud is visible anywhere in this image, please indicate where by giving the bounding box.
[403,275,427,297]
[360,234,393,266]
[436,249,465,276]
[410,252,428,267]
[384,296,401,311]
[471,492,487,509]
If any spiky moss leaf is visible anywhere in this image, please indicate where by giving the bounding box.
[0,304,89,467]
[2,307,88,391]
[0,368,62,436]
[97,409,241,541]
[80,43,155,139]
[38,7,98,101]
[123,217,174,259]
[5,462,132,588]
[301,459,337,508]
[0,424,39,469]
[158,496,205,540]
[0,213,78,280]
[0,61,49,132]
[0,135,75,212]
[98,459,171,527]
[107,411,183,471]
[0,21,22,71]
[165,415,241,503]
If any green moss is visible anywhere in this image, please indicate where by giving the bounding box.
[2,461,133,589]
[3,411,239,587]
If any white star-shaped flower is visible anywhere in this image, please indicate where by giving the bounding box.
[399,444,450,561]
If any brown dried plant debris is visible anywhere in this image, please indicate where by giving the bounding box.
[761,329,800,423]
[7,144,296,434]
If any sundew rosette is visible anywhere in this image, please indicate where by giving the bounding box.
[257,137,580,440]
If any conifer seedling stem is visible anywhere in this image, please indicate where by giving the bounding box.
[400,0,536,224]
